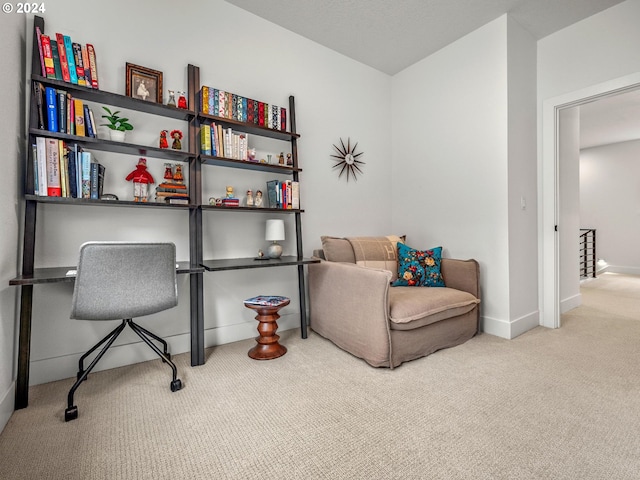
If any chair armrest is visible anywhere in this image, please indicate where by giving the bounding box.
[441,258,480,299]
[308,260,393,367]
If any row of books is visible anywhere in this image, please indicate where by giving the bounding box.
[266,180,299,209]
[32,138,104,199]
[34,82,98,137]
[36,25,99,89]
[200,86,287,131]
[155,182,190,205]
[200,124,249,160]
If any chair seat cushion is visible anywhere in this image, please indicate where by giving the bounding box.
[388,287,479,331]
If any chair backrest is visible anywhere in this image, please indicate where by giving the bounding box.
[70,242,178,321]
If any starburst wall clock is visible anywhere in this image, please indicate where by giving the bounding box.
[331,138,365,182]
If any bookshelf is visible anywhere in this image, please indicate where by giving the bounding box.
[11,15,317,410]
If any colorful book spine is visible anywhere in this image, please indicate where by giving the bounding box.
[35,26,46,77]
[258,102,265,126]
[81,45,92,89]
[44,86,58,132]
[83,105,95,138]
[57,90,67,134]
[66,145,78,198]
[88,108,97,138]
[58,140,68,197]
[45,138,62,196]
[291,181,300,209]
[40,35,56,79]
[200,124,211,155]
[67,93,74,136]
[280,107,287,131]
[217,90,225,118]
[35,137,48,195]
[54,33,71,82]
[201,86,209,114]
[72,42,86,86]
[74,99,85,136]
[50,41,63,81]
[209,88,215,116]
[213,89,219,117]
[81,151,91,198]
[33,82,45,129]
[86,44,99,89]
[63,36,78,84]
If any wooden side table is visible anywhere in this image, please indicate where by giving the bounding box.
[243,296,290,360]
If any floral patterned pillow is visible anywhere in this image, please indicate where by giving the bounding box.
[392,243,445,287]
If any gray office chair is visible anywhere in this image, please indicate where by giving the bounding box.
[65,241,183,422]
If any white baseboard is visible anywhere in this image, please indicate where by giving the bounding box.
[480,310,539,339]
[603,265,640,276]
[29,312,300,386]
[560,293,582,314]
[0,382,15,434]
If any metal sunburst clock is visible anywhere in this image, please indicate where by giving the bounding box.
[331,138,365,182]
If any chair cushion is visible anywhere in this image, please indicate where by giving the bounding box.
[388,286,479,331]
[392,243,445,287]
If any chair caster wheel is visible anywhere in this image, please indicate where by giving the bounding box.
[65,406,78,422]
[170,379,182,392]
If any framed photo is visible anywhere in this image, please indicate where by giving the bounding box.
[126,63,163,103]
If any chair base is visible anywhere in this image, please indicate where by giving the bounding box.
[65,318,182,422]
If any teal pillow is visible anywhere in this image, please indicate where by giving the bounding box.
[392,243,445,287]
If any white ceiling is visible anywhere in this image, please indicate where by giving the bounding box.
[224,0,624,75]
[224,0,639,149]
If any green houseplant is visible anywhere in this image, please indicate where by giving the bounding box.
[101,107,134,141]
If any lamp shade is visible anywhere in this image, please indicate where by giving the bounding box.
[265,219,285,242]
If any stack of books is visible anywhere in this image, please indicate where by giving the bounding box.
[34,82,97,137]
[200,86,286,131]
[221,197,239,207]
[155,164,189,204]
[36,25,99,89]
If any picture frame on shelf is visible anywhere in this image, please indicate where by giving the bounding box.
[126,63,163,103]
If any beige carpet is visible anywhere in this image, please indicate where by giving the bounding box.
[1,273,639,479]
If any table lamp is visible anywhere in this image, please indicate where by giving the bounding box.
[265,219,285,259]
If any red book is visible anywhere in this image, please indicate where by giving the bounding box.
[81,45,92,88]
[40,35,56,79]
[35,26,46,77]
[55,33,71,82]
[258,102,265,126]
[280,107,286,131]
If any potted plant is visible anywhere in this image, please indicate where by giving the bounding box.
[101,107,134,142]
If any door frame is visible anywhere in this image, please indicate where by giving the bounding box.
[540,72,640,328]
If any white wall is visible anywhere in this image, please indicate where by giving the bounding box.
[506,16,539,336]
[22,0,392,385]
[391,15,539,339]
[558,108,581,312]
[0,13,24,430]
[580,140,640,274]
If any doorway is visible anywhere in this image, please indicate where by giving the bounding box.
[540,71,640,329]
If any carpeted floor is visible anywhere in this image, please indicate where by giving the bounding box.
[0,272,639,479]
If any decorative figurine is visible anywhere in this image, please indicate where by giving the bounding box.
[170,129,183,150]
[278,152,285,165]
[167,90,176,107]
[226,186,234,198]
[286,153,293,166]
[255,190,263,207]
[173,164,184,184]
[247,148,257,162]
[246,189,254,206]
[177,91,188,109]
[125,158,155,202]
[266,154,272,164]
[163,163,174,181]
[159,130,169,149]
